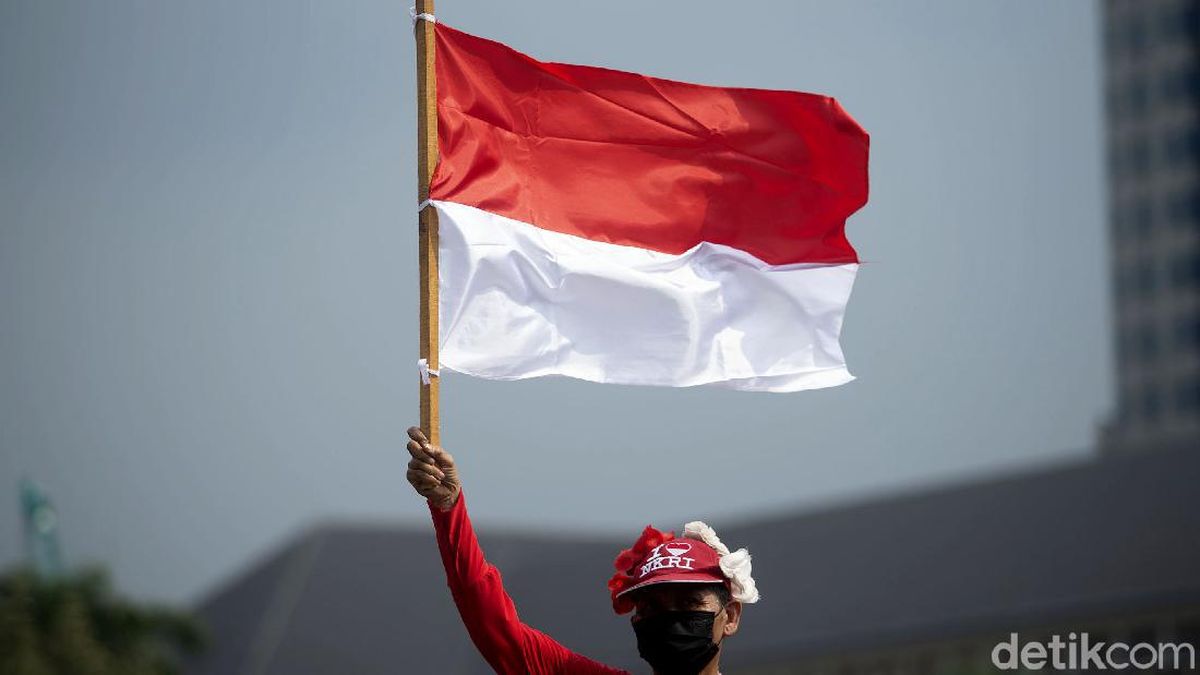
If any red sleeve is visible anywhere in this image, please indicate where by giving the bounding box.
[428,491,627,675]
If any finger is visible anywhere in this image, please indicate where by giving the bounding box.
[407,458,445,480]
[407,456,442,473]
[407,426,429,445]
[407,440,436,464]
[425,444,453,466]
[406,468,441,489]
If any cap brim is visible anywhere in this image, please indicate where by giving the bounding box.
[615,572,727,598]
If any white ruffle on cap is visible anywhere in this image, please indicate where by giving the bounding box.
[682,521,760,604]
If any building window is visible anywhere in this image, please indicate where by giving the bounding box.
[1133,259,1158,297]
[1170,251,1200,289]
[1159,65,1200,107]
[1143,387,1163,422]
[1116,263,1159,303]
[1108,143,1123,180]
[1121,14,1149,59]
[1176,314,1200,351]
[1107,84,1123,119]
[1156,2,1195,48]
[1129,135,1153,177]
[1128,78,1151,119]
[1175,380,1200,415]
[1167,188,1200,230]
[1138,323,1160,363]
[1164,126,1200,168]
[1134,197,1154,240]
[1157,2,1200,47]
[1118,325,1135,364]
[1112,137,1154,180]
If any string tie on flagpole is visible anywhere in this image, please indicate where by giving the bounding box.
[417,199,433,211]
[417,358,440,384]
[409,7,436,26]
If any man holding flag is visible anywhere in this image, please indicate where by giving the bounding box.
[405,426,759,675]
[404,7,868,674]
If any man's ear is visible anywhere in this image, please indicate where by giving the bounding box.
[722,601,743,637]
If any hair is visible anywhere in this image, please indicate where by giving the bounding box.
[705,582,733,608]
[679,583,732,609]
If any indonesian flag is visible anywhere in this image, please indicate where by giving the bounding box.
[429,24,869,392]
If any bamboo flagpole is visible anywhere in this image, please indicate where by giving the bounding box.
[414,0,439,444]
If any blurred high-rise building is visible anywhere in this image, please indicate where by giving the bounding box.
[1102,0,1200,453]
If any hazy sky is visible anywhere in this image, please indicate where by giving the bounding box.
[0,1,1107,603]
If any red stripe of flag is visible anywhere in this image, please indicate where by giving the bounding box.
[430,24,869,267]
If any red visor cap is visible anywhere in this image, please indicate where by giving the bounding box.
[608,526,726,614]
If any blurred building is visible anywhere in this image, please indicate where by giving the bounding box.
[1101,0,1200,453]
[183,447,1200,675]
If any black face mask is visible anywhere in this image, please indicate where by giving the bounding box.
[632,610,721,675]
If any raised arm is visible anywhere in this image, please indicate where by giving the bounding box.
[404,427,624,675]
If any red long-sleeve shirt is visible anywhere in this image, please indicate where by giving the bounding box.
[429,492,629,675]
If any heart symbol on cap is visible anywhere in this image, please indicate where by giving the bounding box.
[664,542,691,556]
